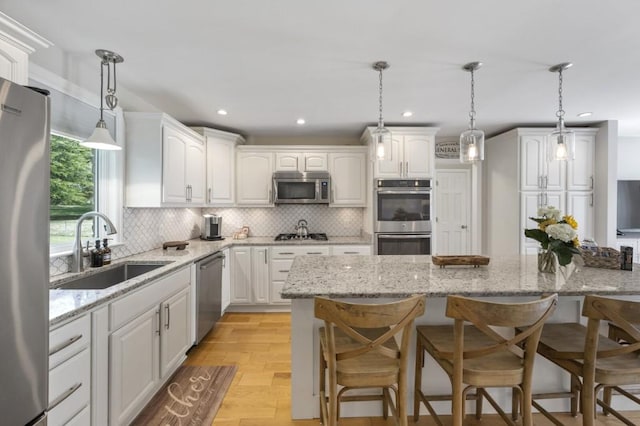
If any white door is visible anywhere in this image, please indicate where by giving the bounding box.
[162,125,187,203]
[231,247,252,303]
[328,152,366,206]
[252,247,270,304]
[236,152,274,205]
[567,134,595,191]
[404,136,433,178]
[435,170,470,255]
[374,136,402,177]
[206,137,235,205]
[160,287,190,378]
[185,139,206,204]
[567,191,594,241]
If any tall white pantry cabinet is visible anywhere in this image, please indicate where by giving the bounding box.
[483,128,597,255]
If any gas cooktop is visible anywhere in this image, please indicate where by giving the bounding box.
[274,233,328,241]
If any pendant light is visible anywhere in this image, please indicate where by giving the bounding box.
[371,61,391,159]
[459,62,484,163]
[81,49,124,151]
[548,62,575,161]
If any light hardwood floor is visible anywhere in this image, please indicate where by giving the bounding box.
[185,312,638,425]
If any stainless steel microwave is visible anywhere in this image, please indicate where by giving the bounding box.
[273,171,331,204]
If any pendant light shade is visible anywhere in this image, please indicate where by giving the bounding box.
[372,61,391,160]
[460,62,484,163]
[80,49,124,151]
[548,62,575,162]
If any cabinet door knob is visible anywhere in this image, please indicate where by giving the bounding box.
[461,225,468,229]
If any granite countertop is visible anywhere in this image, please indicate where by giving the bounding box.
[281,255,640,299]
[49,235,370,326]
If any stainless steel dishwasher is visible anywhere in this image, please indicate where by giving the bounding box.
[195,251,225,344]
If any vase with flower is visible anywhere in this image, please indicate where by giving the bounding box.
[524,206,581,275]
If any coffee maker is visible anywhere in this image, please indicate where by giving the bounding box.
[201,214,223,240]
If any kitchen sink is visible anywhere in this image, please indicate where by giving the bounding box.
[56,262,171,290]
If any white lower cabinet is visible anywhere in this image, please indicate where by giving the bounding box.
[231,246,270,304]
[108,267,191,425]
[221,248,231,314]
[270,246,330,305]
[330,245,371,255]
[48,315,91,426]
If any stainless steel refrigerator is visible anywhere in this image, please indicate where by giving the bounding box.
[0,77,50,425]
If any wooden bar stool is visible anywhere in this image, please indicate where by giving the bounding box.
[413,294,558,426]
[532,295,640,426]
[314,295,426,426]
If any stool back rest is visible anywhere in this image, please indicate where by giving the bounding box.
[444,294,558,362]
[581,295,640,360]
[314,295,426,362]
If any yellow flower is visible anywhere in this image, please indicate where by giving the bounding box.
[563,215,578,230]
[572,237,580,247]
[539,219,557,231]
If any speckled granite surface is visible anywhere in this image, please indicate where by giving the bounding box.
[281,255,640,299]
[49,235,370,326]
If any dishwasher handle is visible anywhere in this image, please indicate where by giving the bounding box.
[199,253,225,270]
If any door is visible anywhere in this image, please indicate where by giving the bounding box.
[435,170,470,255]
[520,135,544,191]
[304,153,328,171]
[236,152,274,205]
[162,125,188,203]
[375,135,402,177]
[567,191,594,241]
[160,287,190,377]
[275,153,300,171]
[252,247,270,304]
[328,152,366,206]
[567,134,595,191]
[206,137,235,205]
[109,307,159,425]
[185,138,205,203]
[404,136,433,177]
[231,247,252,303]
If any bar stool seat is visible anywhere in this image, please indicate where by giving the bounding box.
[414,294,558,426]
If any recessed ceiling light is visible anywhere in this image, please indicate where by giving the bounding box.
[217,109,228,115]
[296,118,306,125]
[402,111,413,117]
[577,112,592,118]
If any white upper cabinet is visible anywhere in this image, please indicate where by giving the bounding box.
[362,127,438,179]
[275,152,328,172]
[0,14,52,84]
[193,127,244,206]
[567,132,595,191]
[520,134,564,191]
[328,150,367,207]
[236,149,274,205]
[125,113,206,207]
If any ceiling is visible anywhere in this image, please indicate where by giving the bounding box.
[2,0,640,139]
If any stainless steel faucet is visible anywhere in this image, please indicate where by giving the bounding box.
[71,211,117,272]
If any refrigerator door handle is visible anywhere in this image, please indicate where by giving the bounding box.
[49,382,82,410]
[49,334,83,356]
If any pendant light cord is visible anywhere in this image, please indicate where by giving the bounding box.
[99,59,105,122]
[469,68,476,129]
[557,69,565,119]
[378,67,384,128]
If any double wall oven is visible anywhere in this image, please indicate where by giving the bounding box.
[374,178,432,255]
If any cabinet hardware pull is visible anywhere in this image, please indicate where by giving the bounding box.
[165,304,170,329]
[279,252,294,255]
[461,225,468,229]
[155,310,160,335]
[344,251,358,254]
[279,270,290,273]
[208,187,212,203]
[590,176,594,189]
[405,161,409,177]
[49,383,82,411]
[185,186,189,201]
[307,252,322,255]
[264,250,267,264]
[49,334,83,356]
[591,193,594,206]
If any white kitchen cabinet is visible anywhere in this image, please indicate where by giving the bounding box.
[108,266,191,425]
[231,246,270,304]
[362,127,438,179]
[270,246,331,304]
[221,248,231,313]
[0,16,51,84]
[275,152,328,172]
[236,150,274,205]
[485,127,598,255]
[48,315,91,426]
[328,151,367,206]
[331,245,372,255]
[125,112,206,207]
[193,127,244,206]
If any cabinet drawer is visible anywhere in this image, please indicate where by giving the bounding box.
[49,314,90,369]
[110,267,190,331]
[331,245,371,255]
[271,246,330,258]
[49,347,90,426]
[66,405,90,426]
[272,258,294,281]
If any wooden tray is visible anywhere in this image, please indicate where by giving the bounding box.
[432,255,490,268]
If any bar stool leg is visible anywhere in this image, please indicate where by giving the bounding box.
[570,374,580,416]
[413,337,424,422]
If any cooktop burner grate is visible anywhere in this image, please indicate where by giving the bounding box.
[274,233,328,241]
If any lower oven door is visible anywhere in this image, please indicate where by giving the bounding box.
[375,233,432,255]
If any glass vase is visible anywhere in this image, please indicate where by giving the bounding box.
[538,248,557,273]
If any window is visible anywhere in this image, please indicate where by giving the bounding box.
[49,132,96,251]
[31,68,123,256]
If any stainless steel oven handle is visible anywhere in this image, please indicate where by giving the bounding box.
[375,190,432,195]
[377,234,431,239]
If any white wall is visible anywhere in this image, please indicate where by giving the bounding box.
[594,120,618,247]
[618,137,640,179]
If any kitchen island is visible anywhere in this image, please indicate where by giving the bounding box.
[281,255,640,419]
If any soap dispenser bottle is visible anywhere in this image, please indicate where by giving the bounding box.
[102,238,112,265]
[91,239,103,267]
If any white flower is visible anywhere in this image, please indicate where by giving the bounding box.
[546,223,577,242]
[537,206,561,221]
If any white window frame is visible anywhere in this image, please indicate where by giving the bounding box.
[30,64,124,257]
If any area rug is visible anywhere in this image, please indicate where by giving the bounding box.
[131,365,237,425]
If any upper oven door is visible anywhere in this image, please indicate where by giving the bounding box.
[374,188,432,232]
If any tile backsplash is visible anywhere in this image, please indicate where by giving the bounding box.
[50,205,363,276]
